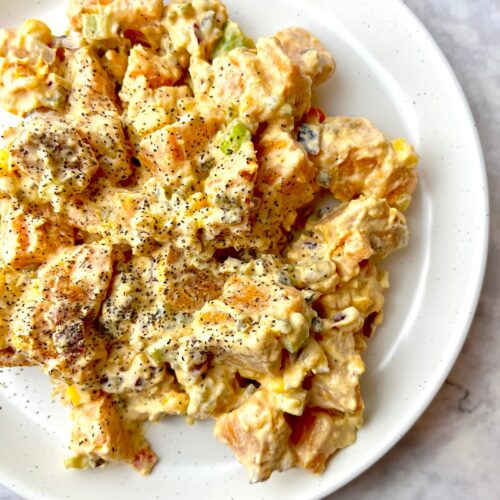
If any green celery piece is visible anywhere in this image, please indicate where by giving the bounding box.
[220,121,251,155]
[280,325,309,354]
[82,13,113,41]
[146,336,173,366]
[212,20,255,58]
[64,455,90,469]
[147,345,165,366]
[273,390,307,416]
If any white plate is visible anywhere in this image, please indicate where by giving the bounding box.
[0,0,488,498]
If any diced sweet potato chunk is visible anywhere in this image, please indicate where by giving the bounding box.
[290,407,362,473]
[214,390,294,482]
[0,200,74,269]
[308,327,365,412]
[312,117,418,211]
[6,115,99,204]
[191,36,311,123]
[68,394,157,474]
[313,196,409,259]
[287,197,408,290]
[256,120,317,231]
[121,45,185,99]
[274,27,335,85]
[11,243,113,373]
[67,48,131,182]
[139,112,220,189]
[123,83,192,144]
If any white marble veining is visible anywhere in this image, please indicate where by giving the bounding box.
[1,0,499,499]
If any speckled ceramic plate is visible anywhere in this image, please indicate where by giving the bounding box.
[0,0,488,499]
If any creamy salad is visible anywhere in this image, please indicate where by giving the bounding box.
[0,0,418,482]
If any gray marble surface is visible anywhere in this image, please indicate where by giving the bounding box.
[1,0,499,499]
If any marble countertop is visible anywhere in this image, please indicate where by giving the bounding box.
[2,0,499,499]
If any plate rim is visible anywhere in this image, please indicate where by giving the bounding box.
[0,0,489,498]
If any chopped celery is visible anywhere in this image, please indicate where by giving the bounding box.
[280,313,309,353]
[273,389,307,416]
[147,346,166,366]
[212,20,254,58]
[65,384,81,406]
[64,455,90,470]
[220,121,251,155]
[281,327,309,353]
[146,336,173,366]
[311,317,323,333]
[316,169,331,187]
[0,149,9,175]
[82,13,113,41]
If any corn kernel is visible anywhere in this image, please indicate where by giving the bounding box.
[266,378,285,393]
[36,59,50,76]
[20,19,52,45]
[392,138,419,168]
[392,137,406,152]
[66,384,82,406]
[160,391,189,413]
[191,197,209,211]
[0,149,10,175]
[380,271,390,289]
[352,296,371,312]
[395,193,412,211]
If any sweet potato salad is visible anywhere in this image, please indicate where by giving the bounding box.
[0,0,418,482]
